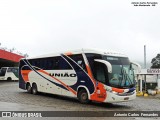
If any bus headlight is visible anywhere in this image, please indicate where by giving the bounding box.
[112,91,118,95]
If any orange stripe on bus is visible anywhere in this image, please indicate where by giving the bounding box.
[112,87,124,93]
[86,65,94,79]
[64,52,73,56]
[39,70,77,95]
[90,82,107,102]
[21,70,32,82]
[86,65,96,87]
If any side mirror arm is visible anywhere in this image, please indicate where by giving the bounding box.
[131,61,141,73]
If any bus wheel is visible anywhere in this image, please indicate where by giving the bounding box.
[7,77,12,81]
[26,83,32,94]
[32,83,38,95]
[78,89,90,104]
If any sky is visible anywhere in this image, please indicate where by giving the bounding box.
[0,0,159,64]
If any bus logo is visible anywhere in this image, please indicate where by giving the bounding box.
[2,112,11,117]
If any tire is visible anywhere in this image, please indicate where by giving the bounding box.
[32,83,38,95]
[26,83,32,94]
[7,77,12,81]
[78,89,90,104]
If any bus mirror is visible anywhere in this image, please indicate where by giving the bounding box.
[94,59,112,73]
[130,62,141,73]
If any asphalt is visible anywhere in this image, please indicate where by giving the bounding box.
[0,81,160,120]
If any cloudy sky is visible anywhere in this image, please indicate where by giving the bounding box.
[0,0,159,63]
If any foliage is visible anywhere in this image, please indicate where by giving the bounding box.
[151,54,160,68]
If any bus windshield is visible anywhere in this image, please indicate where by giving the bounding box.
[0,68,7,76]
[103,56,135,89]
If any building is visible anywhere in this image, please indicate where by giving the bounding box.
[0,49,24,68]
[136,68,160,94]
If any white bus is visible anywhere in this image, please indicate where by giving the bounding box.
[0,67,19,81]
[19,49,140,103]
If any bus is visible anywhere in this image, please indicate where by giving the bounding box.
[0,67,19,81]
[19,49,140,103]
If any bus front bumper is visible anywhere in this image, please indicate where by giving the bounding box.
[104,90,136,103]
[0,77,5,80]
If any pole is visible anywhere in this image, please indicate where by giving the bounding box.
[143,45,148,97]
[144,45,146,69]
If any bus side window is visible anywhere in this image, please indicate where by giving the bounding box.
[69,54,87,72]
[52,57,60,70]
[86,53,102,75]
[7,68,11,72]
[13,68,18,73]
[28,56,72,70]
[94,62,107,84]
[59,57,72,70]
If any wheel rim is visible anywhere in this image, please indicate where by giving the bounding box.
[7,78,11,81]
[27,86,31,91]
[81,93,87,101]
[33,88,36,94]
[32,84,37,94]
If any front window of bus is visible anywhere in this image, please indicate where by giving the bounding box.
[0,68,7,76]
[103,56,135,89]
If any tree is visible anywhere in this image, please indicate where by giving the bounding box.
[24,53,29,58]
[151,54,160,68]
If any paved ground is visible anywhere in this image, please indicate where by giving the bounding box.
[0,81,160,120]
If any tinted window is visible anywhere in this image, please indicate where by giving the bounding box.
[7,68,18,72]
[86,53,102,74]
[69,54,87,72]
[94,62,108,84]
[29,56,72,70]
[59,57,72,70]
[7,68,12,72]
[0,68,7,76]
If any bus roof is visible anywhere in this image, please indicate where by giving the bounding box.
[23,48,128,60]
